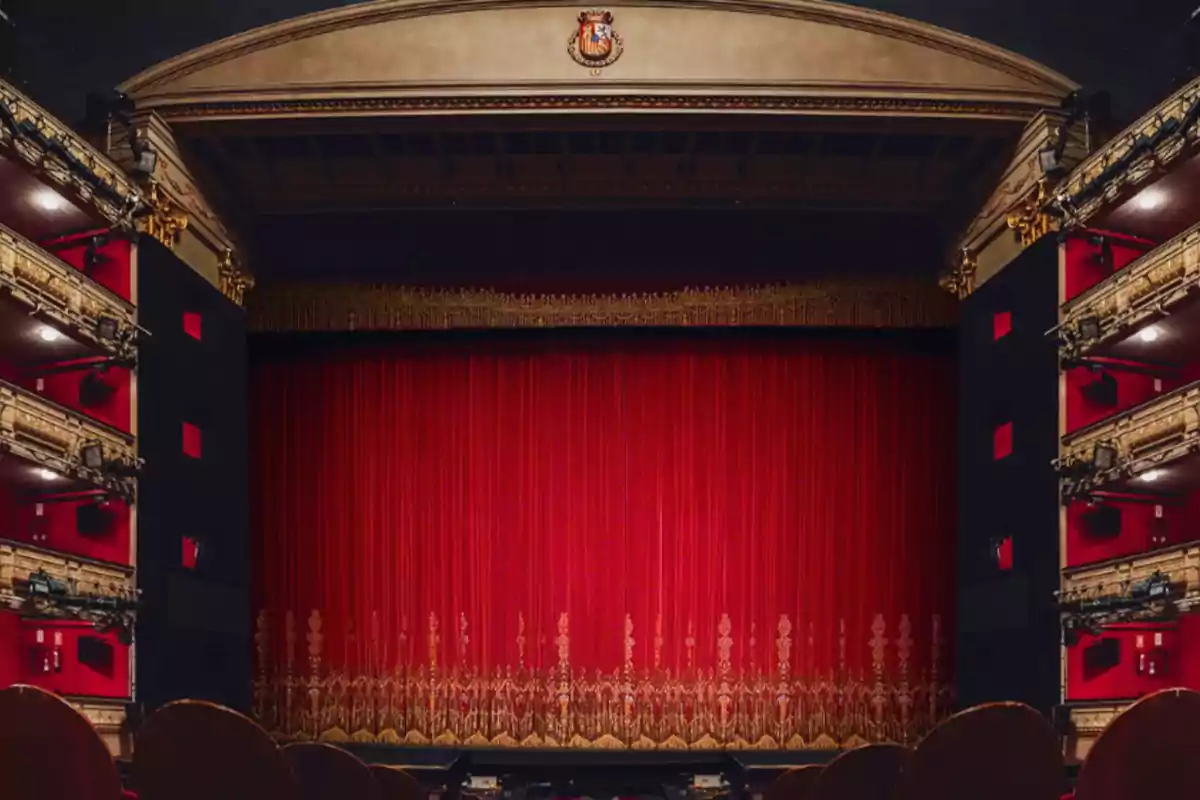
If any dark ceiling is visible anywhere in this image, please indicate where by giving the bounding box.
[4,0,1199,126]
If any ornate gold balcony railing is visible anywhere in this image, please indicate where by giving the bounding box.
[1055,77,1200,226]
[0,540,134,605]
[1064,701,1128,764]
[1060,222,1200,358]
[0,380,137,497]
[1061,543,1200,601]
[0,223,136,358]
[0,80,144,230]
[1060,381,1200,495]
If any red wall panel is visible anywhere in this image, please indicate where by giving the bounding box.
[16,361,133,433]
[0,483,131,566]
[1066,616,1200,701]
[1064,364,1177,435]
[40,231,133,303]
[1065,494,1200,568]
[15,619,129,699]
[1063,230,1154,304]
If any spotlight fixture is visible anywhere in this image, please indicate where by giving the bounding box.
[80,443,104,471]
[95,316,118,341]
[1138,469,1164,483]
[32,187,68,213]
[1078,316,1102,341]
[1093,443,1118,472]
[35,468,59,482]
[37,325,63,343]
[1039,146,1066,178]
[1133,187,1167,211]
[129,137,158,177]
[1137,325,1163,343]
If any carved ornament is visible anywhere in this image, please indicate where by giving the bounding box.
[1060,221,1200,359]
[218,249,255,308]
[568,10,623,71]
[0,79,144,230]
[1064,702,1126,764]
[938,249,977,300]
[0,380,138,497]
[0,540,134,607]
[136,181,189,249]
[1005,178,1054,247]
[0,222,136,358]
[249,281,958,332]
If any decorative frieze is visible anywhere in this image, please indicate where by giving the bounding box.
[1061,543,1200,601]
[1055,77,1200,227]
[0,540,134,605]
[69,696,131,759]
[1064,701,1127,764]
[0,80,143,231]
[0,222,136,358]
[1060,222,1200,358]
[1059,381,1200,495]
[0,380,138,497]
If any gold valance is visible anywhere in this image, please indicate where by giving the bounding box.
[249,281,958,332]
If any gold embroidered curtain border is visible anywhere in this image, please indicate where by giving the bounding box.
[248,281,958,332]
[251,609,954,750]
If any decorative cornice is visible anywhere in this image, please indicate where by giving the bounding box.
[136,180,189,249]
[1064,702,1127,764]
[0,80,144,231]
[149,94,1044,123]
[938,248,977,300]
[0,223,136,359]
[249,281,958,332]
[1059,221,1200,359]
[0,380,138,498]
[1056,76,1200,226]
[1005,178,1055,247]
[1060,380,1200,498]
[218,249,255,308]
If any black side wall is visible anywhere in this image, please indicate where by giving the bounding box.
[136,239,250,713]
[957,236,1061,714]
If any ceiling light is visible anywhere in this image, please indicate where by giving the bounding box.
[37,326,63,343]
[1133,187,1167,211]
[1138,469,1164,483]
[32,187,68,212]
[35,468,60,482]
[1137,325,1162,343]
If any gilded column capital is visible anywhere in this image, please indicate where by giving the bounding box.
[1005,178,1055,247]
[136,180,189,248]
[938,249,977,300]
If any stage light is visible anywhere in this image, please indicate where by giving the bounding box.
[1137,325,1163,343]
[35,468,59,482]
[95,316,118,341]
[37,325,63,343]
[1093,443,1118,471]
[80,443,104,471]
[31,187,68,212]
[1079,316,1102,340]
[1133,186,1167,211]
[1138,469,1164,483]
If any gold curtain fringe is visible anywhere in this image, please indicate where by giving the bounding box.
[248,281,959,332]
[252,610,953,749]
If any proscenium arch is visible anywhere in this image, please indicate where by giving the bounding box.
[120,0,1077,121]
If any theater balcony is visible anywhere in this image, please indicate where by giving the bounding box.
[0,540,135,705]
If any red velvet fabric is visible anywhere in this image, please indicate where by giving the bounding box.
[250,333,957,744]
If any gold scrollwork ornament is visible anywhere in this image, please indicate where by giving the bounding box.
[218,248,255,308]
[137,181,189,248]
[939,248,977,300]
[1006,179,1054,247]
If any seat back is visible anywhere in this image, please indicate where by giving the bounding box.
[765,764,825,800]
[371,765,424,800]
[815,744,911,800]
[283,741,381,800]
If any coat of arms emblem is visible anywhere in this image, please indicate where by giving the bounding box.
[568,10,623,69]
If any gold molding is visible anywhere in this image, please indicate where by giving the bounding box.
[249,281,958,332]
[69,696,132,759]
[1060,379,1200,496]
[1006,178,1054,247]
[938,249,977,300]
[0,540,135,607]
[1061,543,1200,602]
[218,249,255,308]
[0,80,144,231]
[0,222,136,358]
[1064,702,1127,765]
[0,380,138,497]
[1060,221,1200,358]
[136,181,189,249]
[1057,76,1200,226]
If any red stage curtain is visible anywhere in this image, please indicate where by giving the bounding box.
[250,332,956,748]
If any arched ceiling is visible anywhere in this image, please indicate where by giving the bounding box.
[119,0,1074,121]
